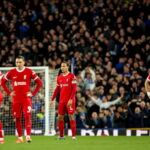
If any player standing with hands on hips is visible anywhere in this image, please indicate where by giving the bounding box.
[1,56,42,143]
[145,73,150,99]
[50,62,77,140]
[0,71,4,144]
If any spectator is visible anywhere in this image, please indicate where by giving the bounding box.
[76,112,89,129]
[89,95,122,111]
[88,112,100,129]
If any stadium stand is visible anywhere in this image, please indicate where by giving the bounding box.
[0,0,150,129]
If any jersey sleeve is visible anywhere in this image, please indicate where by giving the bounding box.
[31,70,39,80]
[1,70,12,95]
[147,74,150,81]
[51,77,60,101]
[71,74,77,85]
[4,70,12,81]
[69,74,77,100]
[30,69,42,96]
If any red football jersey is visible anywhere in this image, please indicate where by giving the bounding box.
[147,74,150,81]
[3,67,39,103]
[0,73,2,86]
[0,73,4,103]
[52,72,77,103]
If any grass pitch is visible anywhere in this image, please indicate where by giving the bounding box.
[0,136,150,150]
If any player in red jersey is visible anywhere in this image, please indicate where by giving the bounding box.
[1,56,42,143]
[0,71,4,144]
[50,62,77,140]
[145,74,150,98]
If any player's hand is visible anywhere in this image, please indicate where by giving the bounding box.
[10,91,15,97]
[27,92,33,97]
[67,99,73,107]
[50,101,54,108]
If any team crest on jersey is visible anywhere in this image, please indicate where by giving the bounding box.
[24,75,27,79]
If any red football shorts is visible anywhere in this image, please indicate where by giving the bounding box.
[58,100,76,115]
[12,98,32,118]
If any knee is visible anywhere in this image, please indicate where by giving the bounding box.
[58,115,64,120]
[69,114,74,120]
[16,117,21,121]
[25,115,31,121]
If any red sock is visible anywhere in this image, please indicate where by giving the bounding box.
[70,120,76,137]
[0,121,3,138]
[16,118,22,137]
[25,116,31,136]
[58,120,64,137]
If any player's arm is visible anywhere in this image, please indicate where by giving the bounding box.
[1,72,11,96]
[67,74,77,106]
[50,78,60,107]
[145,75,150,98]
[0,91,4,105]
[51,77,60,101]
[31,70,43,96]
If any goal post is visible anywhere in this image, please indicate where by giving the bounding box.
[0,66,58,136]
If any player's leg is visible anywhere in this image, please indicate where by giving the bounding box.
[67,101,76,139]
[58,114,65,139]
[23,100,32,143]
[0,120,4,144]
[68,114,76,139]
[12,103,23,143]
[57,102,66,139]
[16,117,23,143]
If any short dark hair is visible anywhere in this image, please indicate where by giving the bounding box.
[16,55,25,61]
[61,61,70,67]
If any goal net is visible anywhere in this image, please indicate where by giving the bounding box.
[0,66,58,136]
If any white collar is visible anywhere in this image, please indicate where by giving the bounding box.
[16,67,26,72]
[62,72,70,76]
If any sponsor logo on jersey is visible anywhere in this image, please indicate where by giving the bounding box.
[60,84,69,87]
[14,81,26,86]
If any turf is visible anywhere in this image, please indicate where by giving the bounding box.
[0,136,150,150]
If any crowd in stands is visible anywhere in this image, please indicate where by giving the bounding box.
[0,0,150,130]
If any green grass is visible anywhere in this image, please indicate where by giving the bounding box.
[1,136,150,150]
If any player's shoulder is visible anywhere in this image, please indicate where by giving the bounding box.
[57,74,63,80]
[10,68,16,72]
[25,67,32,72]
[8,68,16,74]
[25,67,35,73]
[4,68,16,78]
[69,73,76,78]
